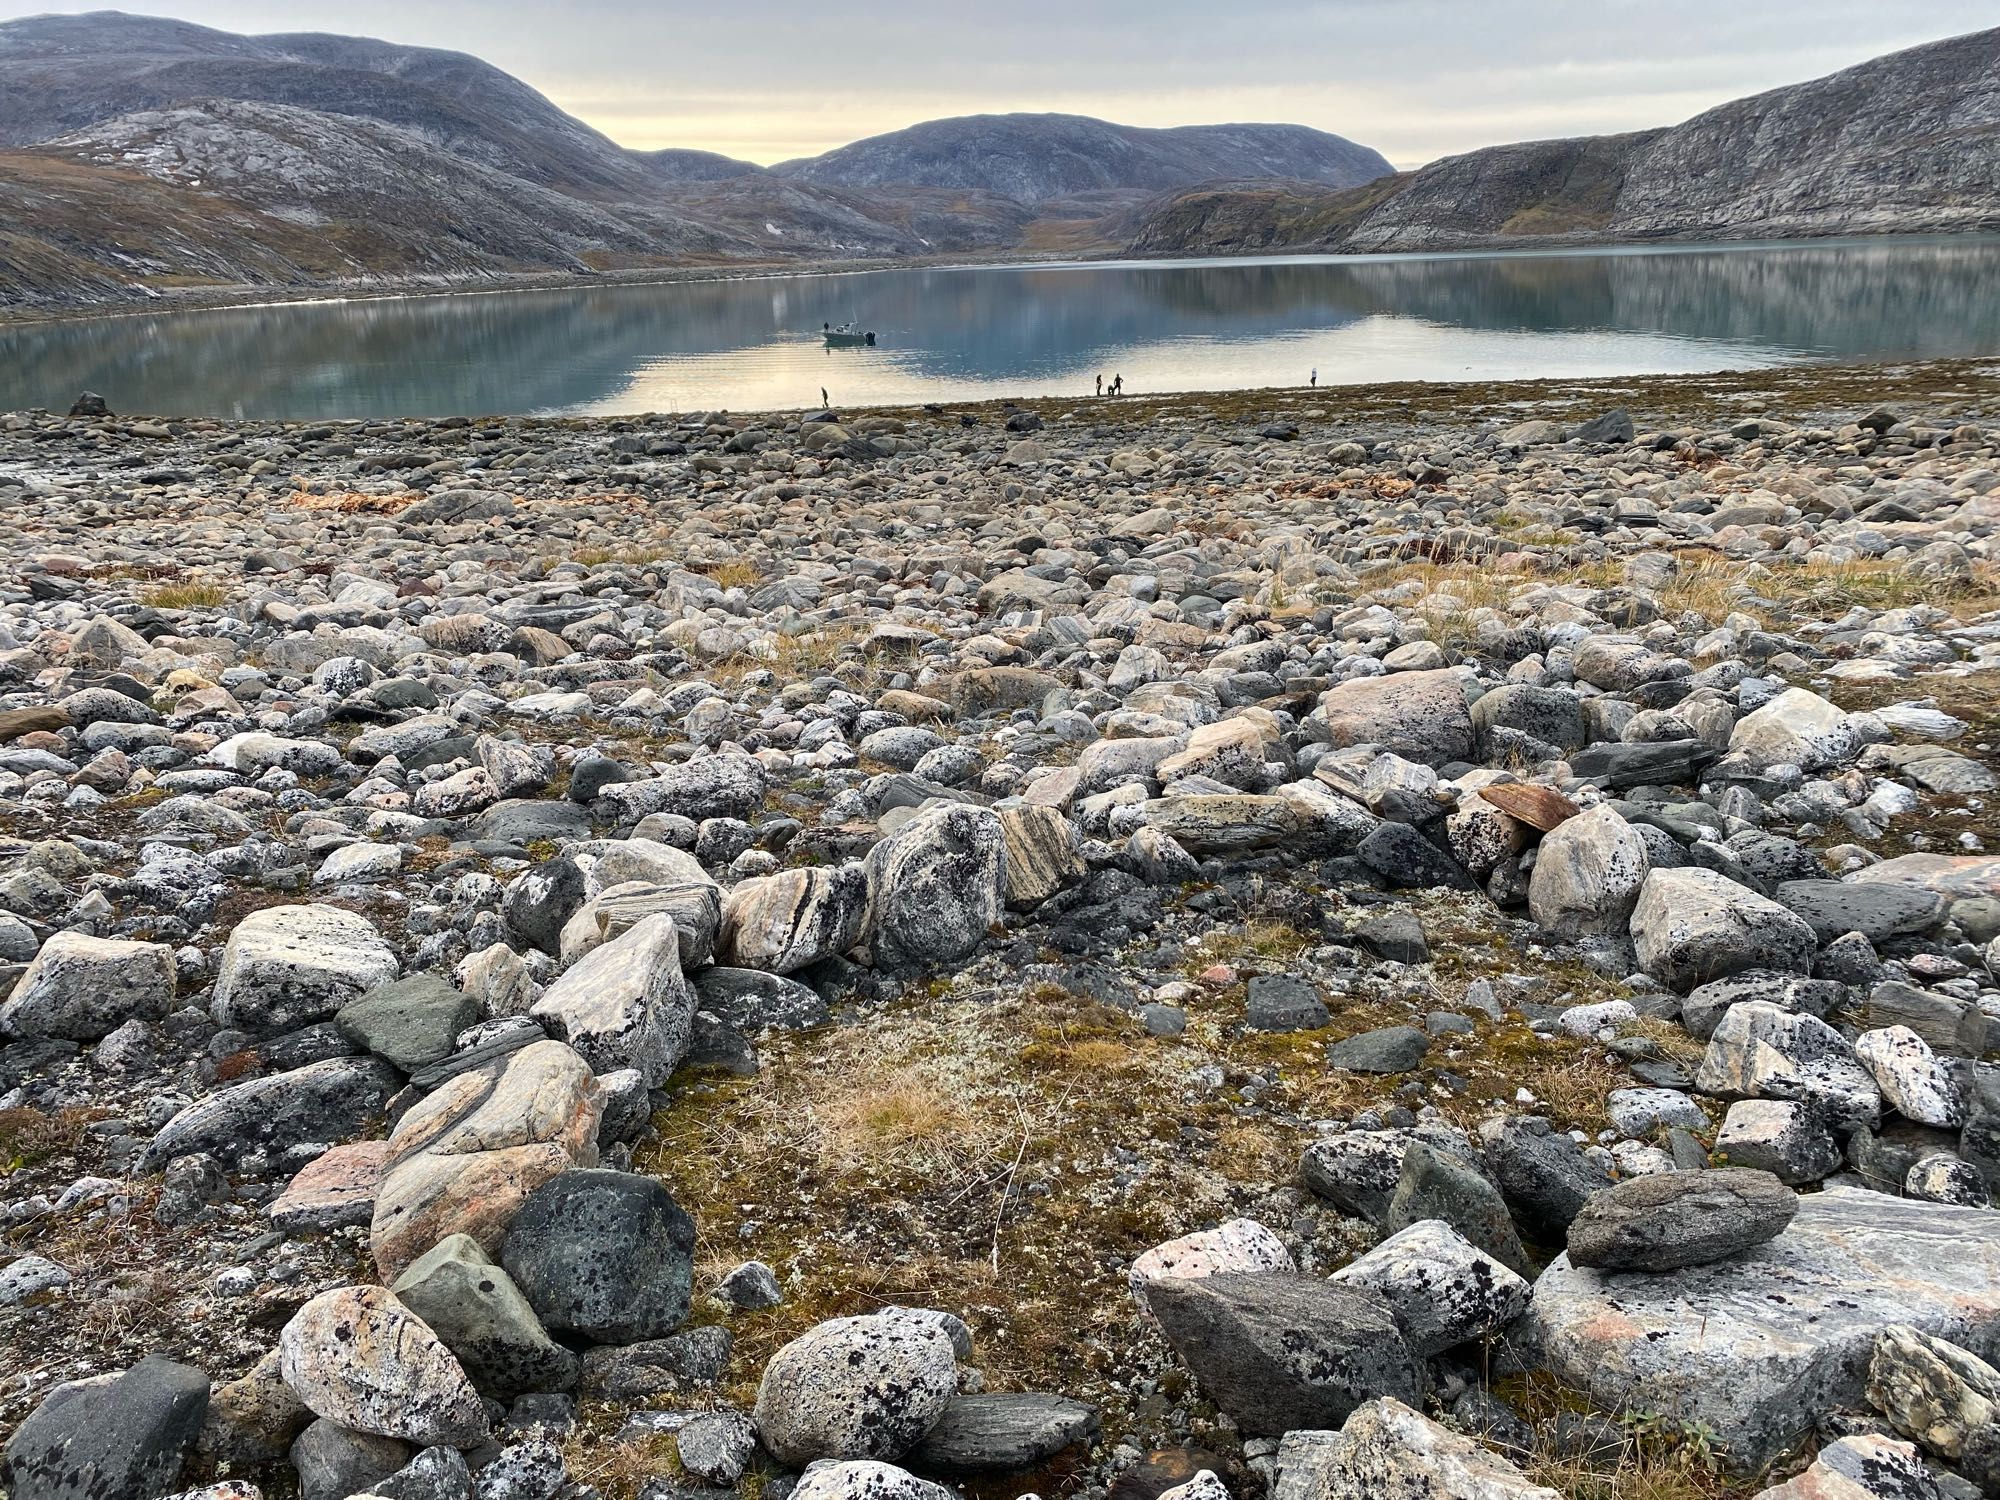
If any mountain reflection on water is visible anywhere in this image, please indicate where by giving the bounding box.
[4,236,1998,420]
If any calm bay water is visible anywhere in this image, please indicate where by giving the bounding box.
[5,237,2000,420]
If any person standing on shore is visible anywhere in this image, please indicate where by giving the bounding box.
[1095,375,1103,397]
[1310,368,1318,387]
[1112,374,1124,396]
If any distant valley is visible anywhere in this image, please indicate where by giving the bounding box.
[0,11,1996,314]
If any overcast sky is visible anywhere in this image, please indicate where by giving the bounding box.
[4,1,1993,166]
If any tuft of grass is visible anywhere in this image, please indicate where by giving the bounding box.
[0,1106,102,1169]
[814,1067,976,1170]
[140,581,229,609]
[560,1429,678,1500]
[705,560,763,589]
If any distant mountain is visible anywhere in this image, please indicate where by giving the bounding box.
[774,114,1392,204]
[634,148,766,184]
[0,11,652,192]
[1130,26,2000,255]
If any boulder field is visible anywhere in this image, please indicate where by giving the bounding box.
[6,370,2000,1499]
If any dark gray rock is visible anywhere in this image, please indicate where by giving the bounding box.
[1298,1132,1409,1223]
[1245,973,1329,1032]
[1144,1272,1418,1435]
[392,1234,579,1398]
[1357,822,1476,890]
[1681,970,1843,1041]
[1566,1168,1797,1271]
[140,1055,399,1172]
[290,1418,411,1500]
[1774,880,1948,943]
[337,975,481,1072]
[502,1170,696,1345]
[905,1393,1101,1474]
[1385,1140,1528,1274]
[1353,910,1429,964]
[373,1445,474,1500]
[1478,1114,1614,1243]
[0,1355,208,1500]
[1326,1025,1429,1074]
[1569,740,1712,790]
[690,967,830,1033]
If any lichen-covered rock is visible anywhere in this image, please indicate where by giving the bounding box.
[789,1460,954,1500]
[500,1169,696,1345]
[529,912,695,1085]
[1318,670,1474,767]
[142,1055,399,1173]
[1748,1433,1941,1500]
[1146,1273,1418,1436]
[997,804,1086,908]
[1866,1323,2000,1461]
[1527,805,1650,940]
[1696,1002,1883,1130]
[1632,867,1818,993]
[210,904,400,1033]
[277,1286,487,1448]
[0,931,178,1041]
[1129,1218,1296,1314]
[1272,1398,1560,1500]
[1532,1188,2000,1470]
[753,1309,961,1465]
[861,804,1007,968]
[0,1355,209,1500]
[1566,1168,1797,1271]
[721,863,868,972]
[1328,1218,1530,1355]
[390,1233,578,1397]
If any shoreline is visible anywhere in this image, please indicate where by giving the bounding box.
[7,223,1998,333]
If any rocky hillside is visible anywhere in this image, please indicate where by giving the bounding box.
[0,12,1402,312]
[774,114,1392,204]
[1131,26,2000,254]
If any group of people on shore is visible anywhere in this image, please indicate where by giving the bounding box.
[1095,373,1125,397]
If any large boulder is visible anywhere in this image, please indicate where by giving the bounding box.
[141,1055,399,1173]
[0,1356,209,1500]
[211,905,400,1033]
[720,864,868,973]
[997,804,1087,909]
[336,976,480,1073]
[862,805,1007,969]
[1530,1188,2000,1470]
[370,1039,603,1278]
[0,932,177,1041]
[1566,1168,1797,1271]
[1631,867,1818,993]
[753,1309,961,1465]
[500,1169,696,1345]
[1328,1219,1530,1356]
[1128,1218,1295,1315]
[905,1394,1101,1475]
[530,913,696,1086]
[1729,687,1859,771]
[1144,1272,1419,1435]
[1695,1001,1883,1130]
[1272,1399,1559,1500]
[1749,1434,1942,1500]
[390,1234,578,1397]
[1526,805,1650,940]
[1866,1323,2000,1465]
[1478,1114,1613,1244]
[1318,670,1474,768]
[573,838,723,966]
[593,754,766,824]
[277,1286,487,1448]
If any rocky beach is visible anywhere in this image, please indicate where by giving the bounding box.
[6,357,2000,1500]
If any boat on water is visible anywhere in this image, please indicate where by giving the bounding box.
[823,322,876,347]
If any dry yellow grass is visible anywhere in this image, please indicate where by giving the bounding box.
[140,581,229,609]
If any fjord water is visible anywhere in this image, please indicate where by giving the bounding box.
[5,236,2000,420]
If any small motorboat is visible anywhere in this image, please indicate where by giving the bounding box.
[823,322,876,347]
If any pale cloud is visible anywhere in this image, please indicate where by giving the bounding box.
[2,0,1992,168]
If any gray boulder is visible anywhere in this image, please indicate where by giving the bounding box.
[1527,805,1649,940]
[1479,1114,1613,1243]
[390,1234,578,1397]
[1566,1168,1797,1271]
[0,931,177,1041]
[337,976,481,1073]
[210,904,400,1033]
[753,1309,961,1465]
[1532,1188,2000,1470]
[1631,867,1818,993]
[1145,1272,1419,1435]
[1386,1140,1529,1274]
[1271,1399,1559,1500]
[500,1170,696,1345]
[0,1356,208,1500]
[1328,1219,1530,1356]
[141,1055,399,1173]
[904,1393,1101,1474]
[862,805,1007,969]
[530,913,696,1086]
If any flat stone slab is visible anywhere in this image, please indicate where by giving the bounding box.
[1528,1187,2000,1470]
[268,1139,391,1231]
